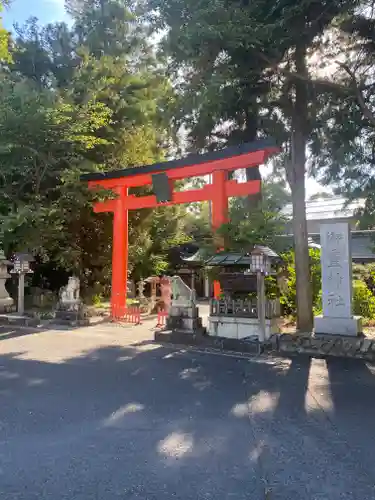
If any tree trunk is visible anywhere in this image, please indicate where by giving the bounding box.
[287,43,313,332]
[290,142,313,331]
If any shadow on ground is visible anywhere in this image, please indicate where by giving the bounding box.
[1,330,375,499]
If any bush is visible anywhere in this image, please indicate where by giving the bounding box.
[280,248,322,317]
[352,280,375,319]
[278,251,375,320]
[352,263,375,296]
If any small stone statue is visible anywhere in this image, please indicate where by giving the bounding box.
[59,276,81,310]
[56,276,88,325]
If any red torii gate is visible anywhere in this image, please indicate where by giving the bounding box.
[81,139,279,318]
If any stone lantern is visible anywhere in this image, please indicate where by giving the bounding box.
[0,250,14,313]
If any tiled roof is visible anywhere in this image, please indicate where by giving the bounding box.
[282,197,365,220]
[277,231,375,261]
[193,247,280,266]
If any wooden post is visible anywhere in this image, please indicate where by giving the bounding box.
[18,272,25,315]
[111,186,128,318]
[257,271,266,342]
[204,275,210,298]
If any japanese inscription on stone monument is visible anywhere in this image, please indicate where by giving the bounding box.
[320,222,352,318]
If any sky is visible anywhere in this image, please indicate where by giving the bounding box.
[2,0,327,199]
[3,0,69,30]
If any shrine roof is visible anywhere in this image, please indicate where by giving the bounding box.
[80,138,277,182]
[202,247,280,266]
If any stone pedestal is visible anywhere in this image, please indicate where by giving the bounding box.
[208,316,279,340]
[55,303,89,326]
[314,222,362,336]
[163,276,205,335]
[314,316,362,336]
[166,304,204,334]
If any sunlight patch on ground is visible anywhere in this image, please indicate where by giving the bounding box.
[304,359,333,413]
[104,403,145,426]
[231,391,278,418]
[134,344,160,352]
[249,390,279,415]
[27,378,45,386]
[231,402,249,417]
[163,352,178,359]
[180,367,200,379]
[116,355,134,361]
[179,366,212,390]
[157,432,194,458]
[249,440,266,463]
[0,370,19,380]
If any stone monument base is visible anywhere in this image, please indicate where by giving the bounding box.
[55,302,89,327]
[314,315,362,336]
[208,316,279,341]
[166,304,205,334]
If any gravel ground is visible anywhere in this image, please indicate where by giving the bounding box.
[1,322,375,499]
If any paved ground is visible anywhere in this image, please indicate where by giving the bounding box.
[1,321,375,499]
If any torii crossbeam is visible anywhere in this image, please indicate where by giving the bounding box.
[81,138,280,318]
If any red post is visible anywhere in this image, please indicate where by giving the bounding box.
[211,170,228,298]
[111,186,128,319]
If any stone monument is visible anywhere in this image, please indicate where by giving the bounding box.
[0,251,13,313]
[314,222,362,336]
[55,276,88,326]
[166,276,204,334]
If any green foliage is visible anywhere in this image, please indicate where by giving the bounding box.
[353,263,375,294]
[0,2,183,295]
[280,255,375,319]
[352,280,375,319]
[280,249,322,317]
[0,3,11,63]
[308,4,375,228]
[218,207,286,253]
[149,0,362,330]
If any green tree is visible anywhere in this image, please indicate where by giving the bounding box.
[310,3,375,230]
[0,4,182,296]
[149,0,359,330]
[0,1,11,63]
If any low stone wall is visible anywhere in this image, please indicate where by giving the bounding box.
[155,329,375,361]
[276,333,375,361]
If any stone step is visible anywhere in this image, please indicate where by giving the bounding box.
[0,314,39,327]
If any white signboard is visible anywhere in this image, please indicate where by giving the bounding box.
[320,222,352,318]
